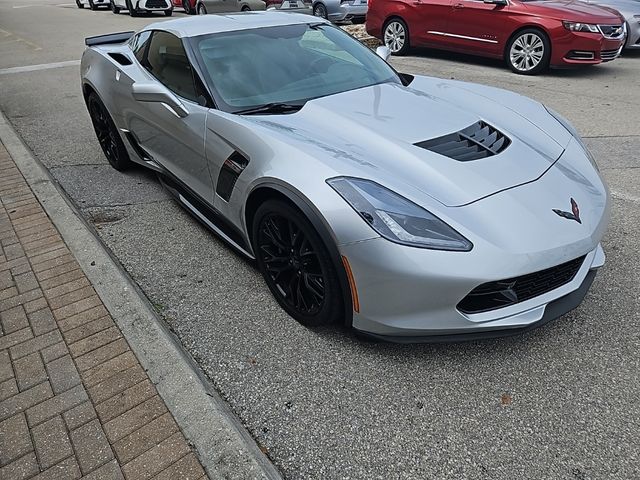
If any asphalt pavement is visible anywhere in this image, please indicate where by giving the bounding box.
[1,1,639,478]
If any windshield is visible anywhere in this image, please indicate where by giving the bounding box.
[189,23,401,113]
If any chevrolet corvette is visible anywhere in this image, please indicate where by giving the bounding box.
[81,13,609,341]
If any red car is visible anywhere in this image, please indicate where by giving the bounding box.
[366,0,627,74]
[171,0,196,13]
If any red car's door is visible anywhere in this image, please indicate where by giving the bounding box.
[412,0,454,46]
[445,0,510,56]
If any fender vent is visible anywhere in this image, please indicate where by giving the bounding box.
[108,53,133,66]
[415,121,510,161]
[216,151,249,202]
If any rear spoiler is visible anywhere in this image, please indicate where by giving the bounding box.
[85,31,135,47]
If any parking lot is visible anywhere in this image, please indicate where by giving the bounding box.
[1,0,639,478]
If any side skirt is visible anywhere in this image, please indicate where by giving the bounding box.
[157,170,255,260]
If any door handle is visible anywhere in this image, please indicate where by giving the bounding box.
[453,2,464,8]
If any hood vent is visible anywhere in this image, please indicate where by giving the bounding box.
[415,121,510,161]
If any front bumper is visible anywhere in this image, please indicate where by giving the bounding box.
[625,19,640,49]
[552,30,625,65]
[328,1,367,22]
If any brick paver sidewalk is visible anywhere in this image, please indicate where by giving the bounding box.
[0,141,207,480]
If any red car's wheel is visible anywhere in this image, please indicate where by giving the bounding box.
[383,18,410,56]
[506,28,551,75]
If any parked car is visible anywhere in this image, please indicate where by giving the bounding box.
[366,0,626,74]
[196,0,265,14]
[81,13,609,341]
[312,0,368,24]
[266,0,313,14]
[172,0,197,14]
[581,0,640,49]
[76,0,110,9]
[111,0,173,15]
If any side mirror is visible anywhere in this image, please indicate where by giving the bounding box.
[375,45,391,61]
[483,0,508,5]
[131,82,189,118]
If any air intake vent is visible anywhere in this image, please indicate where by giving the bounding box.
[108,53,133,66]
[415,121,510,161]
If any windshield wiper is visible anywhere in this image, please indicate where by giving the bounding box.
[234,102,304,116]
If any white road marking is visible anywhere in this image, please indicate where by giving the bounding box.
[0,59,80,75]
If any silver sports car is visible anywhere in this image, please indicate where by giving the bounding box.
[81,13,610,342]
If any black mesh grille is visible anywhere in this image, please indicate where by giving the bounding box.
[457,256,586,314]
[145,0,167,7]
[415,121,510,161]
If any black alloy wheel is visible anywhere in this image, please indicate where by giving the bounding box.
[87,93,131,171]
[252,200,343,327]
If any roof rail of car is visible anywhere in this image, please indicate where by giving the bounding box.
[85,31,135,47]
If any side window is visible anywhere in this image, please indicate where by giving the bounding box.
[144,31,198,102]
[129,31,151,64]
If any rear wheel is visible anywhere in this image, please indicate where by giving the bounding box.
[87,93,132,171]
[76,0,85,8]
[252,200,343,327]
[197,2,206,14]
[383,18,410,56]
[110,0,120,13]
[88,0,98,9]
[313,3,327,19]
[506,28,550,75]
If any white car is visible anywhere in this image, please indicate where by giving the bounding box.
[110,0,173,16]
[75,0,111,10]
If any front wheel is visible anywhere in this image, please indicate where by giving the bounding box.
[506,29,550,75]
[383,18,410,56]
[252,200,344,327]
[126,0,140,15]
[197,2,206,14]
[76,0,85,8]
[88,0,97,9]
[111,0,120,13]
[182,0,194,14]
[164,7,173,15]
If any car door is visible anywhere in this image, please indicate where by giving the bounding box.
[412,0,454,46]
[445,0,510,55]
[127,30,215,203]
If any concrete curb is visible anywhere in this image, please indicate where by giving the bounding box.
[0,110,283,480]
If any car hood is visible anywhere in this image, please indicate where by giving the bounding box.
[249,76,573,207]
[583,0,640,16]
[524,0,623,23]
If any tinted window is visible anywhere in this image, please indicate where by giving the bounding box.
[190,24,400,112]
[145,31,198,102]
[129,31,151,64]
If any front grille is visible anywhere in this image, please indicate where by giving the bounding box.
[415,121,510,161]
[598,24,625,39]
[601,48,622,61]
[145,0,167,7]
[457,256,586,314]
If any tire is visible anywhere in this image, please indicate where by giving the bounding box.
[197,2,206,14]
[313,3,327,19]
[241,5,250,11]
[164,7,173,15]
[506,28,551,75]
[76,0,85,8]
[383,18,410,56]
[351,17,365,25]
[111,0,120,13]
[126,0,140,15]
[87,93,132,171]
[252,200,343,327]
[182,0,194,14]
[88,0,97,9]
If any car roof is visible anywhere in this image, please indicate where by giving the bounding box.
[143,12,327,38]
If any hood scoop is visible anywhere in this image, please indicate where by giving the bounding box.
[415,121,510,161]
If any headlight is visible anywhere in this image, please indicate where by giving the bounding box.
[544,105,599,171]
[563,21,600,33]
[327,177,472,251]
